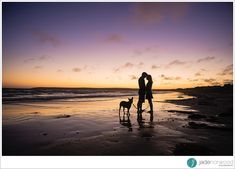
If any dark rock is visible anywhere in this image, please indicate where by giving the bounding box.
[188,113,206,120]
[206,116,220,123]
[31,112,40,114]
[218,111,232,117]
[56,114,71,118]
[197,99,216,106]
[188,121,207,129]
[173,143,214,155]
[188,122,232,131]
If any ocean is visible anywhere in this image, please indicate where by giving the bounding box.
[2,88,142,103]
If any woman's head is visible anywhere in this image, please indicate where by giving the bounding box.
[147,75,152,82]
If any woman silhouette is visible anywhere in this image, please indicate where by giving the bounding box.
[146,75,153,113]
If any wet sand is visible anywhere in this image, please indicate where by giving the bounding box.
[2,87,233,155]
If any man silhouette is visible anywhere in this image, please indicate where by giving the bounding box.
[137,72,148,114]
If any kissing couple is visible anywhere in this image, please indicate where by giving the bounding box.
[137,72,153,114]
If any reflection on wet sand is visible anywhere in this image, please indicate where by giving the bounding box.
[119,113,132,132]
[137,112,154,129]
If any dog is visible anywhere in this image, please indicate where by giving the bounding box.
[119,97,133,116]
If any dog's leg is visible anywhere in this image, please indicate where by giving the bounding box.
[123,107,125,115]
[127,109,130,117]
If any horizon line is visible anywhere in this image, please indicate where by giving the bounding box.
[2,84,232,90]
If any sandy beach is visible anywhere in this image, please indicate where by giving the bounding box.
[2,86,233,155]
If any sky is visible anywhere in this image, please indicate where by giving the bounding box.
[2,2,233,89]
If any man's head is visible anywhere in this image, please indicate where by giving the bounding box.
[142,72,148,78]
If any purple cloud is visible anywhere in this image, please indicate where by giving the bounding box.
[32,30,60,47]
[197,56,215,63]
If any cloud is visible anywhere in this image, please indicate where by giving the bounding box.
[105,34,124,43]
[187,78,199,82]
[114,62,134,72]
[168,60,186,66]
[207,47,218,53]
[138,62,144,66]
[24,58,36,62]
[218,64,233,76]
[57,69,62,72]
[131,3,190,24]
[83,65,88,70]
[32,30,60,47]
[33,66,42,69]
[114,68,120,73]
[211,82,222,86]
[132,46,159,57]
[195,72,203,77]
[151,65,160,69]
[203,78,217,84]
[188,78,222,86]
[197,56,215,63]
[24,55,52,63]
[204,79,221,86]
[175,77,181,80]
[133,49,143,56]
[38,55,51,60]
[223,79,233,85]
[130,75,138,80]
[80,65,96,73]
[165,59,187,68]
[137,62,144,68]
[194,68,207,77]
[161,74,181,80]
[72,67,81,72]
[195,72,201,76]
[123,62,134,68]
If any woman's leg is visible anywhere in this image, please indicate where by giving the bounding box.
[148,98,153,112]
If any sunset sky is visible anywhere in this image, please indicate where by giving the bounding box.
[3,2,233,89]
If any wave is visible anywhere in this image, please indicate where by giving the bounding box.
[2,88,138,103]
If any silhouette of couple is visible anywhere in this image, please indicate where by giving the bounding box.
[137,72,153,114]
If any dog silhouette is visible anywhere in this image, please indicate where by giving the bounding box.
[119,97,133,116]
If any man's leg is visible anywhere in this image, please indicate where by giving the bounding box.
[137,100,142,112]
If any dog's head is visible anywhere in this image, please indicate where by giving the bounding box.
[128,97,133,103]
